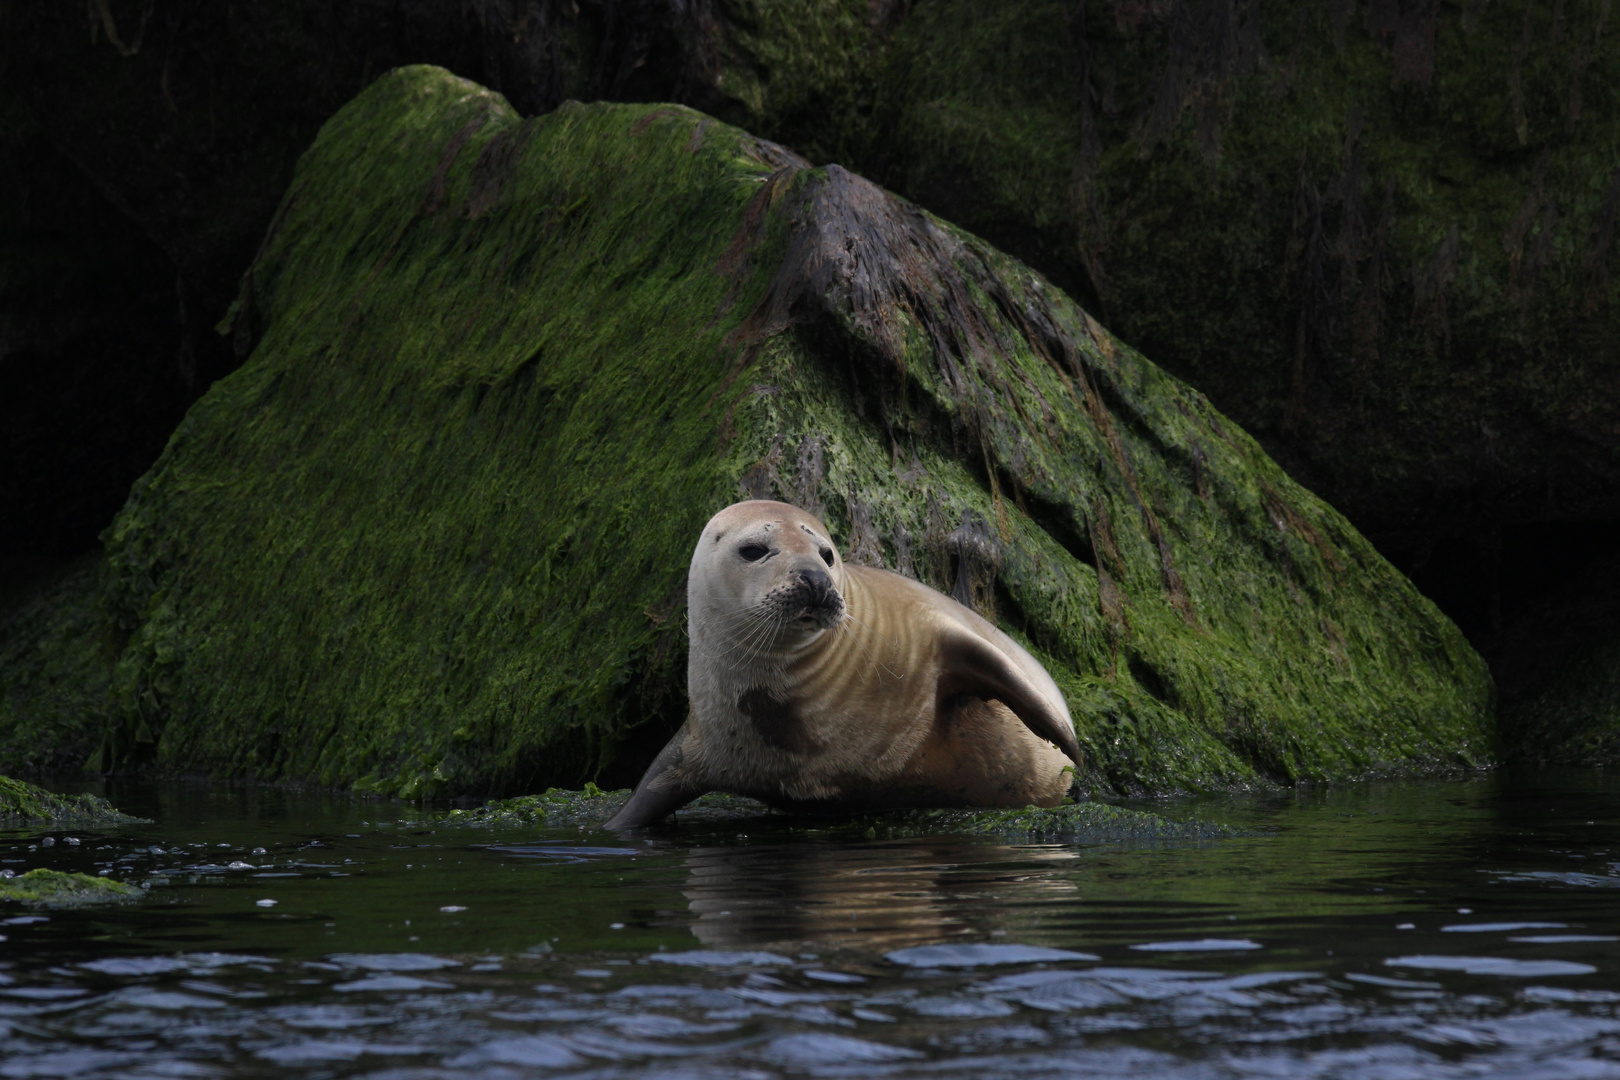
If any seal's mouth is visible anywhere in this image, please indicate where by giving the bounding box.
[794,591,845,629]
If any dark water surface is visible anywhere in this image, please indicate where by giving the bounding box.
[3,770,1619,1078]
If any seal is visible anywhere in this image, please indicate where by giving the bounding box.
[605,500,1082,828]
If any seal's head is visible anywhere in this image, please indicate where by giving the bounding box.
[690,500,846,655]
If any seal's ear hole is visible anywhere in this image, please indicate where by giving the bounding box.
[820,548,834,566]
[739,544,769,562]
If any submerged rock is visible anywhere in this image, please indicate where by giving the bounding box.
[0,868,142,908]
[0,775,144,828]
[1,66,1491,796]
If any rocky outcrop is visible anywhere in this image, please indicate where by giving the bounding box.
[703,1,1620,553]
[0,0,712,558]
[6,6,1611,720]
[693,0,1620,764]
[0,869,142,909]
[0,775,142,828]
[1,67,1492,796]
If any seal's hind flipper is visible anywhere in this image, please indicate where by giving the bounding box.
[604,724,705,829]
[937,627,1083,769]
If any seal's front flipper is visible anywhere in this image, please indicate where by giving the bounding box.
[938,628,1083,768]
[604,725,705,829]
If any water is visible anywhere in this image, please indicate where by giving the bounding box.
[3,769,1619,1078]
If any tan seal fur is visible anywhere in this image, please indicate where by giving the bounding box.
[606,500,1082,828]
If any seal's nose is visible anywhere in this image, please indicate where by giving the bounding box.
[798,566,834,608]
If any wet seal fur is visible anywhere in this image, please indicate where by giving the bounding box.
[606,500,1082,828]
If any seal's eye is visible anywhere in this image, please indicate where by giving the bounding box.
[820,548,835,567]
[739,544,769,562]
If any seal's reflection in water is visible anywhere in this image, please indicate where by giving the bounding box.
[676,835,1082,950]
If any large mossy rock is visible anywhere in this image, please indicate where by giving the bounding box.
[705,0,1620,545]
[0,1,706,557]
[8,66,1492,797]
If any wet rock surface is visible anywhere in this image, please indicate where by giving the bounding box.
[689,0,1620,764]
[424,789,1237,843]
[0,867,142,909]
[0,775,144,829]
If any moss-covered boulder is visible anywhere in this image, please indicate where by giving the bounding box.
[0,1,706,557]
[0,775,142,828]
[0,868,141,908]
[2,65,1491,797]
[703,1,1620,548]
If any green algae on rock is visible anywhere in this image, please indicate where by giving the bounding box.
[436,787,768,830]
[702,1,1620,553]
[0,868,142,908]
[6,65,1491,797]
[442,784,625,829]
[872,803,1235,844]
[0,775,144,828]
[434,786,1228,842]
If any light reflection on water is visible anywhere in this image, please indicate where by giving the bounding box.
[0,769,1618,1078]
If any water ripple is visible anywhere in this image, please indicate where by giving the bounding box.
[8,774,1620,1078]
